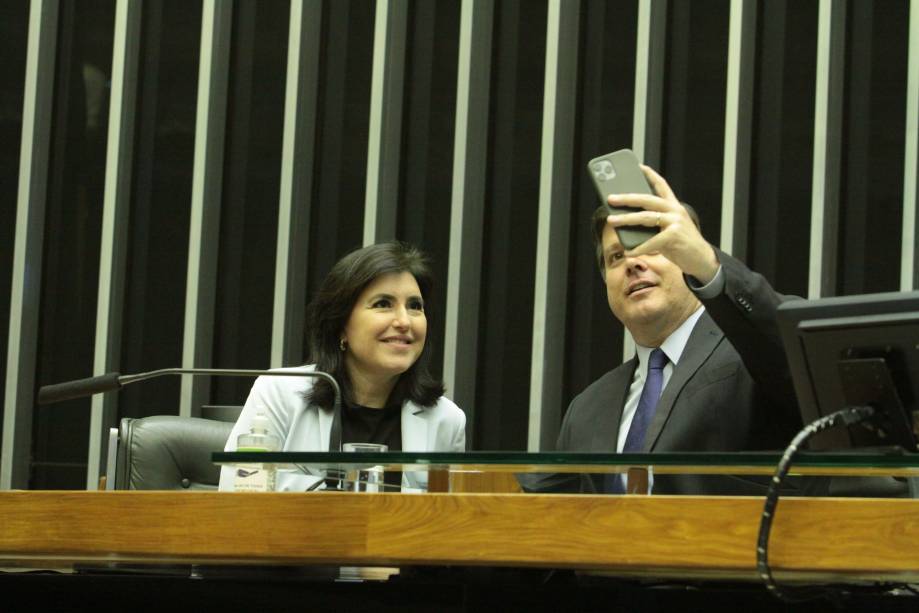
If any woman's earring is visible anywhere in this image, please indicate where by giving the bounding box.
[339,338,346,352]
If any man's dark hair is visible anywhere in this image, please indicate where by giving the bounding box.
[305,241,445,409]
[591,202,702,275]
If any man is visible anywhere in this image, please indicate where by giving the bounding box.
[556,166,802,495]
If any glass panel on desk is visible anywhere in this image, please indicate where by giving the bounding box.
[213,451,919,497]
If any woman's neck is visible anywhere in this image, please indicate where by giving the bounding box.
[345,364,398,408]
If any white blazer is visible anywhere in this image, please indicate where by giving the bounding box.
[218,365,466,492]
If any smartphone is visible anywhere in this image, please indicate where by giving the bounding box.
[586,149,657,250]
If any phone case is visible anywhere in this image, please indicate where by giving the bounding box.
[586,149,658,250]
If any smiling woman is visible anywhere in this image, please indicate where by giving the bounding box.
[218,242,466,492]
[342,271,428,407]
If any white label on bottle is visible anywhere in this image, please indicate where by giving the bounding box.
[233,463,276,492]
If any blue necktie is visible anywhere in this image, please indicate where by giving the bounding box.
[607,348,668,493]
[623,348,668,452]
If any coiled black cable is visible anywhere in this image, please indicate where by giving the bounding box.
[756,405,877,602]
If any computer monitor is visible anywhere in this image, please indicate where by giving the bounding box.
[776,290,919,452]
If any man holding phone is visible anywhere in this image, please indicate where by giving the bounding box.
[556,164,802,495]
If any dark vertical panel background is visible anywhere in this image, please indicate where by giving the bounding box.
[211,0,288,405]
[837,0,908,296]
[562,0,638,421]
[302,0,374,358]
[32,1,115,488]
[660,0,730,244]
[0,3,30,446]
[395,0,461,383]
[474,0,547,451]
[3,0,918,488]
[119,1,202,419]
[746,0,817,297]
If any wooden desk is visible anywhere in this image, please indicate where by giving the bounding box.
[1,491,918,583]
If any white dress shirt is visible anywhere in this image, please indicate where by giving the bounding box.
[617,305,706,452]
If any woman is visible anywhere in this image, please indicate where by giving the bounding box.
[218,242,466,492]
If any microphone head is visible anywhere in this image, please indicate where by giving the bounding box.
[37,372,122,404]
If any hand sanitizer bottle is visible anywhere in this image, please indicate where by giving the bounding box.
[233,412,281,492]
[237,413,281,452]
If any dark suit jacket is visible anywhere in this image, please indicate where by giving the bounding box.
[553,251,805,495]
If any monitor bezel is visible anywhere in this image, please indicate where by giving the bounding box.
[776,291,919,452]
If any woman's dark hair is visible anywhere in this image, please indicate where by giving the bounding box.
[305,241,445,409]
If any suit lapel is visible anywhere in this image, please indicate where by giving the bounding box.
[590,358,637,452]
[401,404,427,451]
[644,312,723,451]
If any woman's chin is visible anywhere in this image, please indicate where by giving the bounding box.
[367,358,417,380]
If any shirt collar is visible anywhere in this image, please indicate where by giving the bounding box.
[635,305,705,368]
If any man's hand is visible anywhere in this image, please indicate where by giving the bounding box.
[606,165,720,284]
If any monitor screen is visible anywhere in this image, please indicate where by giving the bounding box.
[776,291,919,452]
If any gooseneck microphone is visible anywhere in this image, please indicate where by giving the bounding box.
[37,367,344,450]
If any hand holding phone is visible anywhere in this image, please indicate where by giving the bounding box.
[587,149,658,250]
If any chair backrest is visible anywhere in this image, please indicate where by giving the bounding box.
[115,416,234,490]
[199,404,244,422]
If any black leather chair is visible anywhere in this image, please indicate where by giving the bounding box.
[114,416,234,490]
